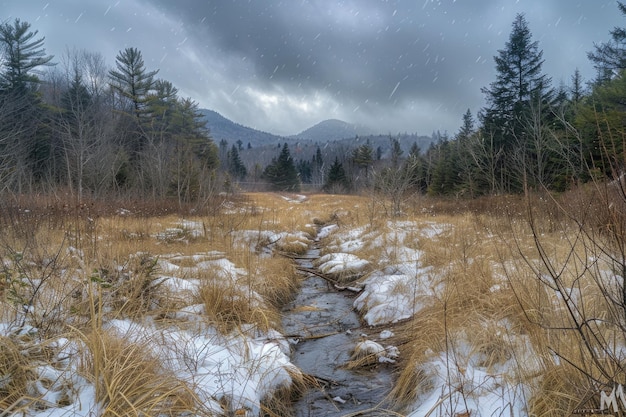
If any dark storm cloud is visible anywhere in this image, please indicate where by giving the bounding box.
[152,1,488,106]
[1,0,624,136]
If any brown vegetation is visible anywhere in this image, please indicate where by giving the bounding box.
[0,186,625,415]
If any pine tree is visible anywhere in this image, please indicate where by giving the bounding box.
[352,139,374,187]
[588,2,626,83]
[109,47,158,123]
[324,157,349,192]
[480,13,552,192]
[263,143,300,191]
[352,140,374,171]
[0,19,54,93]
[0,19,54,191]
[146,79,178,134]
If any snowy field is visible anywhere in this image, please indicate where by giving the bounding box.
[0,193,621,416]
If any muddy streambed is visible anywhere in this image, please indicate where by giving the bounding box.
[282,248,395,416]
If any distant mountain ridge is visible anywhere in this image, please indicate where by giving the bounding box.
[199,109,435,168]
[199,109,285,148]
[199,109,378,146]
[292,119,375,142]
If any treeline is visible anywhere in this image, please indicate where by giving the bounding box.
[419,11,625,197]
[2,6,626,204]
[280,8,626,198]
[0,19,218,205]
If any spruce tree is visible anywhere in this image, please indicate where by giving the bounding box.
[390,136,404,167]
[324,157,349,192]
[263,143,300,191]
[407,143,427,192]
[588,1,626,83]
[454,110,481,196]
[297,159,312,183]
[456,109,475,142]
[575,72,626,179]
[480,13,552,192]
[314,146,324,168]
[228,144,247,180]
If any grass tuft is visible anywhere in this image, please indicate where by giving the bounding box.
[80,327,197,416]
[0,334,34,412]
[197,279,280,333]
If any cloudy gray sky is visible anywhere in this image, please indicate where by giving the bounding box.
[2,1,623,136]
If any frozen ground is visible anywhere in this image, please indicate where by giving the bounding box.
[0,215,531,416]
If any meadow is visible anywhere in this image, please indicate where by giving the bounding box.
[0,186,624,416]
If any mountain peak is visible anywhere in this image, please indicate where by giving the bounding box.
[200,109,380,146]
[199,109,285,147]
[294,119,374,141]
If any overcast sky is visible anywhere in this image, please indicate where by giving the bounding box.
[2,0,624,136]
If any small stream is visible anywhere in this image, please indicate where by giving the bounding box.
[281,247,395,416]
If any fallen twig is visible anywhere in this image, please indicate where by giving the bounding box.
[283,331,340,341]
[296,266,337,283]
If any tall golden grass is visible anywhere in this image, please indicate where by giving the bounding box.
[1,188,625,416]
[0,192,313,415]
[80,327,198,416]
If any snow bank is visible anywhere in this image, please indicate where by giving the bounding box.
[316,252,370,280]
[407,351,529,417]
[104,320,299,416]
[352,339,400,364]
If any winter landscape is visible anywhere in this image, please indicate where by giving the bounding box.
[3,1,626,416]
[1,189,625,416]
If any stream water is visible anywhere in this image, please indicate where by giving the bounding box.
[282,248,395,416]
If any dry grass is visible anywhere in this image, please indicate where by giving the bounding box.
[379,190,626,415]
[0,192,316,415]
[196,279,280,333]
[2,188,626,416]
[251,257,299,308]
[260,367,309,417]
[80,327,197,416]
[0,334,34,412]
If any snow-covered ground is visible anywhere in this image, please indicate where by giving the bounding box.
[317,219,533,417]
[0,231,300,416]
[1,210,534,416]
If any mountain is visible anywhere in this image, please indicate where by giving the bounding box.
[199,109,285,147]
[293,119,374,141]
[200,110,376,147]
[198,109,434,168]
